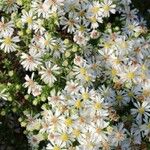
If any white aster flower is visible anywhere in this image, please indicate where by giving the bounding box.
[0,33,20,53]
[0,17,14,37]
[21,49,42,71]
[101,0,116,17]
[39,61,60,86]
[131,101,150,124]
[21,10,36,29]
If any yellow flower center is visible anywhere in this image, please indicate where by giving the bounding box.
[128,92,134,97]
[127,72,135,80]
[94,102,102,110]
[147,123,150,129]
[89,16,97,23]
[65,118,73,126]
[103,5,110,12]
[111,68,117,76]
[116,95,123,101]
[27,17,33,24]
[91,6,100,14]
[4,37,12,45]
[73,129,80,137]
[61,133,69,141]
[104,43,111,49]
[75,100,82,109]
[82,92,89,100]
[80,67,86,75]
[138,107,145,114]
[85,75,91,82]
[53,146,61,150]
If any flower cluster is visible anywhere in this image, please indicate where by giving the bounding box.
[0,0,150,149]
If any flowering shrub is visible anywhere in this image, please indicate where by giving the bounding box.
[0,0,150,149]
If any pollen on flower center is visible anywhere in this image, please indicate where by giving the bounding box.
[75,100,82,108]
[82,92,89,100]
[103,5,110,12]
[61,133,69,141]
[65,118,73,126]
[27,17,33,24]
[111,69,117,76]
[138,107,145,114]
[53,146,61,150]
[91,6,100,14]
[4,37,12,45]
[73,129,80,137]
[127,72,135,79]
[80,67,86,75]
[94,102,102,110]
[116,95,123,101]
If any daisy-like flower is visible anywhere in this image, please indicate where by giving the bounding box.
[21,49,42,71]
[98,85,115,104]
[21,10,36,29]
[32,84,42,97]
[115,90,130,106]
[0,17,14,37]
[109,123,127,147]
[24,73,36,95]
[73,32,89,46]
[31,0,51,18]
[2,0,19,13]
[100,0,116,17]
[90,30,100,39]
[0,33,20,53]
[131,101,150,124]
[48,89,64,107]
[141,118,150,136]
[89,119,109,142]
[60,13,79,33]
[44,108,64,133]
[45,0,64,12]
[88,1,102,18]
[79,87,95,101]
[64,80,80,95]
[39,61,60,86]
[39,33,56,50]
[32,19,45,34]
[24,73,42,96]
[118,64,139,83]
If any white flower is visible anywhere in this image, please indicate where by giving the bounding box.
[118,64,139,83]
[109,123,127,147]
[131,101,150,124]
[64,80,80,95]
[90,30,100,39]
[101,0,116,17]
[39,61,60,86]
[48,89,64,107]
[45,0,64,12]
[31,0,51,18]
[21,49,42,71]
[88,1,103,18]
[24,73,42,96]
[0,33,20,53]
[0,17,14,36]
[21,10,36,29]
